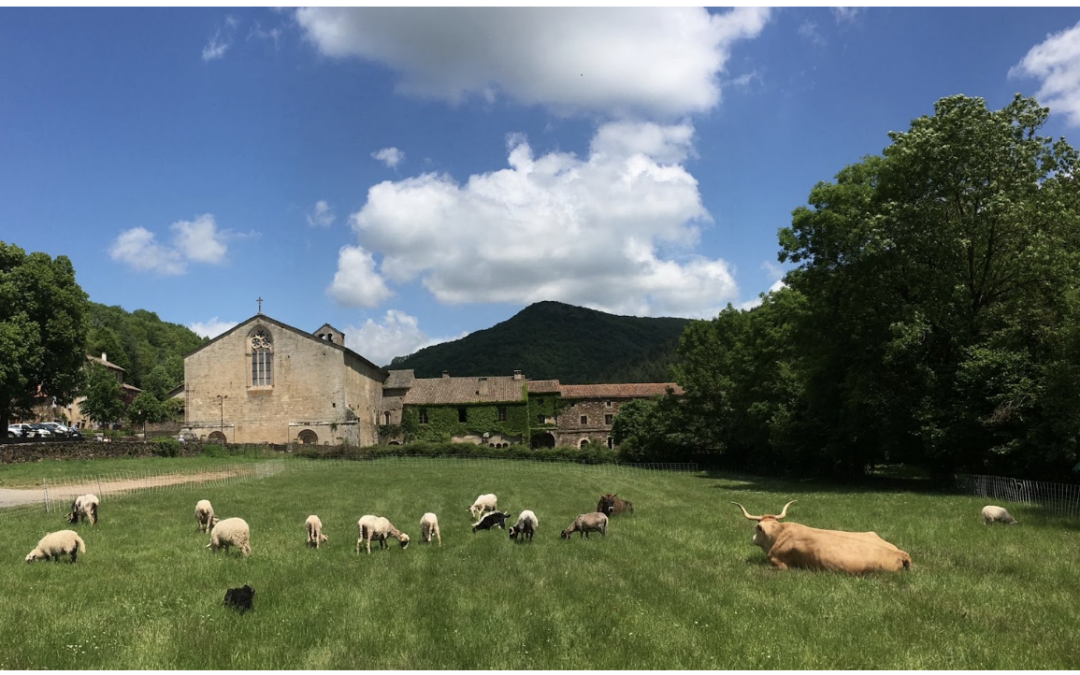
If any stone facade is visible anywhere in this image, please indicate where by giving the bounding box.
[183,314,386,445]
[181,314,681,449]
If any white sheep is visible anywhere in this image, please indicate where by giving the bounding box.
[561,512,608,539]
[356,515,410,554]
[469,493,498,519]
[206,517,251,557]
[509,509,538,542]
[306,514,328,548]
[195,499,219,533]
[26,529,86,563]
[420,512,441,546]
[982,505,1019,525]
[67,493,99,526]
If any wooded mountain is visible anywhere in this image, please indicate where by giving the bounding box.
[85,302,207,398]
[388,301,691,384]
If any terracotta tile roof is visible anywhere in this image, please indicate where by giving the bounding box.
[384,369,416,389]
[402,375,528,405]
[525,379,561,393]
[559,382,684,399]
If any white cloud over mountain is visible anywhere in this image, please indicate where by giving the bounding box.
[344,309,467,366]
[296,7,770,118]
[330,122,738,319]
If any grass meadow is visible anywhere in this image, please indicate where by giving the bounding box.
[0,455,1078,669]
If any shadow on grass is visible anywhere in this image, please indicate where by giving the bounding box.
[693,467,955,497]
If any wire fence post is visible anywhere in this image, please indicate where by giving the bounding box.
[43,479,50,513]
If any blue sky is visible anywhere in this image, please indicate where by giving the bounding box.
[4,6,1080,366]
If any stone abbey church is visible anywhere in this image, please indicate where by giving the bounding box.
[183,312,681,448]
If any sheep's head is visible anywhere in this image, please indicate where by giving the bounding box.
[508,526,518,540]
[25,549,45,563]
[319,533,329,544]
[66,512,78,524]
[398,533,410,549]
[560,527,574,539]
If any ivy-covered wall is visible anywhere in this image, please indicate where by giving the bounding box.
[527,393,564,429]
[402,402,531,443]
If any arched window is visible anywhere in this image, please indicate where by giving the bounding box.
[579,439,589,449]
[297,429,318,445]
[251,329,273,386]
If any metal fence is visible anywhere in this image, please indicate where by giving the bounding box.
[955,473,1080,518]
[0,460,286,518]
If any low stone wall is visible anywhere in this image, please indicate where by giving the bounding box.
[0,440,207,464]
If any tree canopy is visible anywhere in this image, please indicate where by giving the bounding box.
[0,242,89,429]
[668,95,1080,480]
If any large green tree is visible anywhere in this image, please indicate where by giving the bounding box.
[80,362,126,427]
[777,94,1080,478]
[0,242,89,430]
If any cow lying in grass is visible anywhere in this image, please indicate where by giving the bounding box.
[731,501,911,574]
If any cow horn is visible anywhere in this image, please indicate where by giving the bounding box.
[775,500,797,519]
[730,502,762,521]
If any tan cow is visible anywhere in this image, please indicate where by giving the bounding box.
[730,501,912,574]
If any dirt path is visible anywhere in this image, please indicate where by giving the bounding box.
[0,469,245,509]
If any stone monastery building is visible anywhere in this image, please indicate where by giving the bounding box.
[183,312,682,448]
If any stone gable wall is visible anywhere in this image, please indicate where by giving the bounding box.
[185,319,379,445]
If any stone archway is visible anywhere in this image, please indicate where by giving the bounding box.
[531,431,556,448]
[208,431,227,443]
[297,429,318,445]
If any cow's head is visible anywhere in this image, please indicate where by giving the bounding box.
[731,501,796,551]
[597,494,615,515]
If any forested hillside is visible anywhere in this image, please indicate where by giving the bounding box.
[85,303,206,399]
[389,301,690,383]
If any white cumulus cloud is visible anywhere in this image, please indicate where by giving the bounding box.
[1010,19,1080,127]
[295,7,771,118]
[109,214,233,276]
[307,200,336,227]
[331,122,738,319]
[328,245,395,308]
[188,317,239,339]
[344,309,467,366]
[171,214,227,264]
[372,147,405,168]
[108,227,186,276]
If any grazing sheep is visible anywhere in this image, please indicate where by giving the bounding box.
[597,493,634,516]
[472,510,511,533]
[206,517,251,557]
[469,493,498,519]
[982,505,1019,525]
[195,499,219,533]
[356,515,410,554]
[26,529,85,563]
[561,512,608,539]
[420,512,442,546]
[224,585,256,612]
[305,515,328,548]
[508,510,538,542]
[67,493,99,526]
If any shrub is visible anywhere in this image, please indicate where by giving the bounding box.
[153,438,181,458]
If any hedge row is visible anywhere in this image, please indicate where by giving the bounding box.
[0,439,208,464]
[292,441,622,465]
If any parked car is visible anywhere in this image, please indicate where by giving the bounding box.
[26,424,52,439]
[8,423,34,438]
[68,428,83,441]
[40,422,72,438]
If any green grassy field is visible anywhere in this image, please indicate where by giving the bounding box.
[1,456,1078,669]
